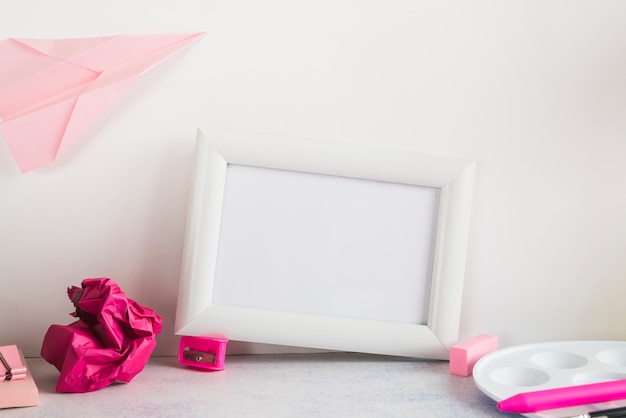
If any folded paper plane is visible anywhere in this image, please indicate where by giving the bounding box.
[0,33,203,173]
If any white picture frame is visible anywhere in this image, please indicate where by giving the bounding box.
[175,127,475,359]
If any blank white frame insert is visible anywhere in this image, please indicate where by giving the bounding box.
[213,164,440,325]
[175,127,475,359]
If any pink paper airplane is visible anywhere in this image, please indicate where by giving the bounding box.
[0,33,203,173]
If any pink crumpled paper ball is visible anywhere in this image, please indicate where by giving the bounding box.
[41,278,163,392]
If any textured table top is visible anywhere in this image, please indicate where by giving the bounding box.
[7,353,516,417]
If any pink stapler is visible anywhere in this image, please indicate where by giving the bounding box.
[0,345,27,381]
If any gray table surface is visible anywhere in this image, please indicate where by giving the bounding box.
[7,352,517,417]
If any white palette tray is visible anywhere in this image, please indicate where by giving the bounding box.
[473,341,626,417]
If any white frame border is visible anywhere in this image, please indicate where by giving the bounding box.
[175,127,475,359]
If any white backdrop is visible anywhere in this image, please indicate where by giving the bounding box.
[1,0,626,356]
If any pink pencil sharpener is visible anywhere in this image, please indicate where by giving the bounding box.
[178,336,228,371]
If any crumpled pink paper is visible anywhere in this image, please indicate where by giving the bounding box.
[41,278,162,392]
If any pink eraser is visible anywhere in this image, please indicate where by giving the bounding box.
[450,334,498,376]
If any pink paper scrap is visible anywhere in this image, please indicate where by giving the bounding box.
[41,278,163,392]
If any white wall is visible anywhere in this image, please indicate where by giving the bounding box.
[1,0,626,357]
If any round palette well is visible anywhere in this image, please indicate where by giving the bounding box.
[473,341,626,417]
